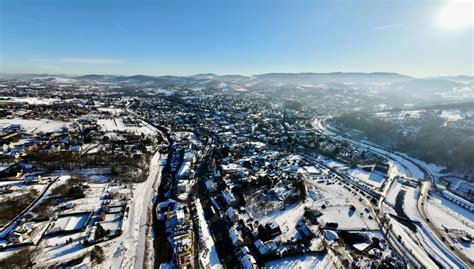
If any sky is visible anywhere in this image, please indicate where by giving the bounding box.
[0,0,473,77]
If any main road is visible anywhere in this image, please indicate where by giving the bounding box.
[133,150,165,269]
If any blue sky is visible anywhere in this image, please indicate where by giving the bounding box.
[1,0,472,76]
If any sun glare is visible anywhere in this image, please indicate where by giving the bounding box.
[437,0,474,30]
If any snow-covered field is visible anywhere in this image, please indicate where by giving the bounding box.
[0,97,60,105]
[385,178,403,206]
[265,253,331,268]
[348,168,385,188]
[0,118,71,134]
[53,214,89,231]
[97,118,157,136]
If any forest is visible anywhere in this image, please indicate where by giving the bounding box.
[333,112,474,178]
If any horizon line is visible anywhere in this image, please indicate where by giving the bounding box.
[1,71,473,79]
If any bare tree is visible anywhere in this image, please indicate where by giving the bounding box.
[0,246,40,269]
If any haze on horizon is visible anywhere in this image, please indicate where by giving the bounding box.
[0,0,473,77]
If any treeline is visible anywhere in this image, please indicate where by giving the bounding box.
[26,151,148,182]
[333,112,474,178]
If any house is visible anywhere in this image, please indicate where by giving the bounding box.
[222,190,237,206]
[265,221,282,237]
[229,227,244,247]
[255,239,278,256]
[9,232,24,244]
[240,253,257,269]
[226,207,240,223]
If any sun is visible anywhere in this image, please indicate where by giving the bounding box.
[436,0,474,30]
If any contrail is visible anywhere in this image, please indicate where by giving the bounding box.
[372,22,407,30]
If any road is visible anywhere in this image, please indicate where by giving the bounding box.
[313,117,470,268]
[133,150,165,269]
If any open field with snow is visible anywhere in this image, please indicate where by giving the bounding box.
[0,97,61,105]
[348,168,385,188]
[52,213,90,232]
[265,253,330,268]
[97,118,157,136]
[0,118,71,134]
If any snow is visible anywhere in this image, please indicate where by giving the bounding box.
[354,242,371,251]
[387,160,410,179]
[315,119,425,180]
[323,160,346,169]
[265,253,331,268]
[427,194,474,259]
[389,219,438,268]
[440,110,468,122]
[98,213,122,232]
[415,224,464,268]
[132,151,165,268]
[314,117,468,267]
[52,214,89,231]
[0,163,12,172]
[259,203,305,241]
[348,168,385,188]
[402,185,422,222]
[51,168,110,183]
[98,107,123,115]
[303,166,321,175]
[96,118,157,136]
[318,205,378,230]
[0,118,71,134]
[0,97,60,105]
[385,178,403,207]
[258,174,378,240]
[429,193,474,223]
[48,77,78,84]
[92,151,165,269]
[196,199,223,269]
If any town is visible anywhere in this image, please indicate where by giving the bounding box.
[0,75,472,269]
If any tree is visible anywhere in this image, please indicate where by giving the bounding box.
[66,186,85,200]
[94,223,107,241]
[90,245,105,265]
[0,246,40,268]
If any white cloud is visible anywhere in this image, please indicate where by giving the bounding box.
[59,57,125,64]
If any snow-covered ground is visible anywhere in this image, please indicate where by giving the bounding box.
[98,150,165,269]
[388,217,438,268]
[314,118,469,268]
[0,118,71,134]
[0,97,61,105]
[385,178,403,207]
[96,118,156,136]
[265,253,331,268]
[427,193,474,259]
[196,198,222,269]
[53,214,89,231]
[348,168,385,188]
[258,172,379,243]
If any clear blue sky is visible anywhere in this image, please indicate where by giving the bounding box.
[1,0,472,76]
